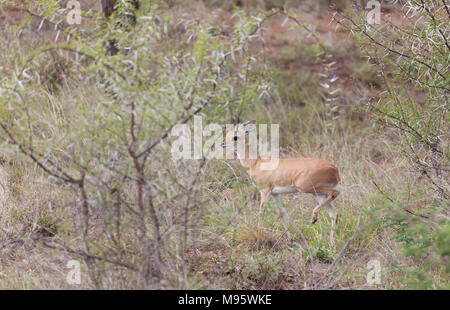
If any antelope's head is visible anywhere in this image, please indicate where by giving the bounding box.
[222,120,256,153]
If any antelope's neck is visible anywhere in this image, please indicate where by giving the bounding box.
[239,157,259,169]
[238,143,259,169]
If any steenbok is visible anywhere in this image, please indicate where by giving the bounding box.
[222,120,341,241]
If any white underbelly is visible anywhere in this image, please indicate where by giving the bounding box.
[271,186,299,195]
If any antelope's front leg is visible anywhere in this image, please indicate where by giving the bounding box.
[273,195,293,239]
[258,190,269,227]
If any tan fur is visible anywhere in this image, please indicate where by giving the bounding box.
[223,121,341,241]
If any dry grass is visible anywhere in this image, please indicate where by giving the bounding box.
[0,0,446,289]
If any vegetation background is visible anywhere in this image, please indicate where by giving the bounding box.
[0,0,448,289]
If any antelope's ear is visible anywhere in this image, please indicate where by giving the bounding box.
[238,120,256,133]
[243,120,256,126]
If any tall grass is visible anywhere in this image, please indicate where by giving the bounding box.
[0,0,447,289]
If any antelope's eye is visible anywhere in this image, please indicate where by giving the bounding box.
[233,136,238,141]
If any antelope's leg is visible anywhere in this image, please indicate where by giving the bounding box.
[311,188,339,224]
[316,194,339,243]
[258,189,269,227]
[273,195,288,220]
[325,205,339,244]
[273,195,292,237]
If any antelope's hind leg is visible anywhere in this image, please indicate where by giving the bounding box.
[324,204,339,243]
[313,192,339,243]
[311,188,339,224]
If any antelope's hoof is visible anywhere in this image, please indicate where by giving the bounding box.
[312,218,317,224]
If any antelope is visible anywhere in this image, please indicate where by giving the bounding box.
[222,120,341,241]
